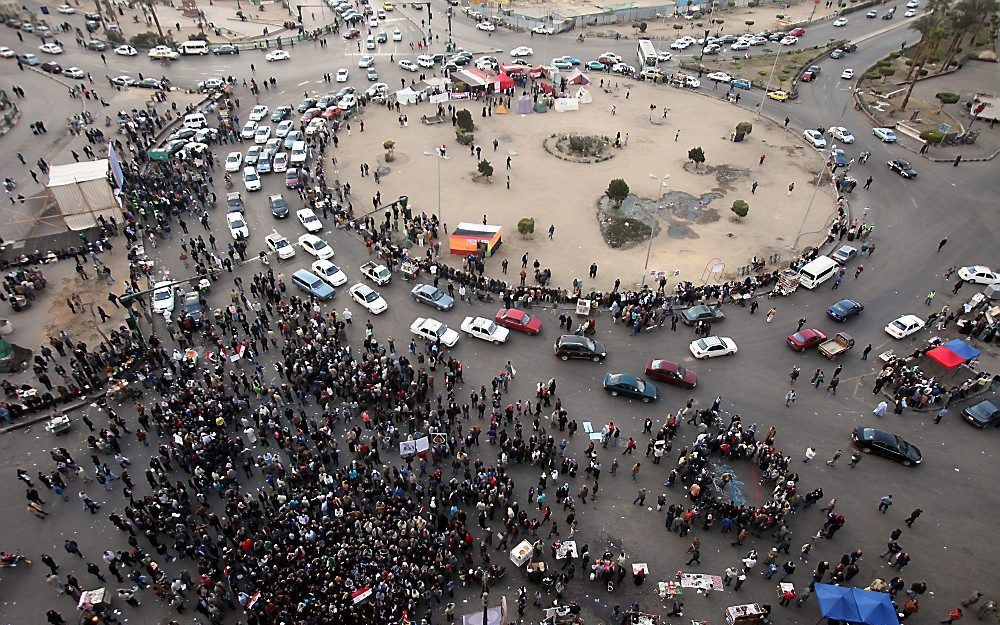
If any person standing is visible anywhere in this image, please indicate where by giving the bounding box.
[878,494,894,513]
[861,344,872,360]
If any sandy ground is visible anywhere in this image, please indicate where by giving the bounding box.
[339,79,834,290]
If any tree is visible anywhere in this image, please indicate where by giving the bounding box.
[878,67,896,82]
[383,139,395,162]
[935,91,960,111]
[456,109,475,132]
[939,0,995,72]
[688,146,706,168]
[639,21,648,32]
[477,159,494,180]
[735,121,753,135]
[606,178,630,206]
[899,10,948,110]
[517,218,535,238]
[731,199,749,220]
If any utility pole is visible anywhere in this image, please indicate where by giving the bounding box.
[146,0,165,38]
[481,578,489,625]
[118,270,217,349]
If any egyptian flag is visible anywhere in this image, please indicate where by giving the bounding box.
[352,586,372,605]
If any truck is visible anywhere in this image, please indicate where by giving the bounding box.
[818,332,854,359]
[360,260,392,286]
[637,39,657,67]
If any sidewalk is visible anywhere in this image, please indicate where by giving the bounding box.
[106,0,298,44]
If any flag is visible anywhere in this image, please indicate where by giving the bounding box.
[745,50,750,59]
[352,586,372,604]
[247,591,261,609]
[236,342,247,359]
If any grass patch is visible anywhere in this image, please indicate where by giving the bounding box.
[603,213,652,248]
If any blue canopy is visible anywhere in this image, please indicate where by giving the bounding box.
[943,338,981,362]
[814,584,898,625]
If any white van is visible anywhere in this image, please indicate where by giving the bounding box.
[178,40,210,55]
[366,35,376,50]
[183,113,207,129]
[798,256,839,289]
[416,55,435,68]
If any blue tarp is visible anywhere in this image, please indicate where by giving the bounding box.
[943,338,981,361]
[814,584,898,625]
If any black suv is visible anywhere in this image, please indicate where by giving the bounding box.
[269,194,289,218]
[554,335,607,362]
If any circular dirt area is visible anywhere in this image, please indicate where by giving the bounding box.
[544,132,615,163]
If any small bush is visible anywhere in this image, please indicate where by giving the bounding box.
[456,129,474,145]
[130,31,173,48]
[639,21,647,32]
[688,146,706,167]
[477,159,494,179]
[863,70,881,80]
[889,51,902,59]
[455,109,475,132]
[731,199,749,220]
[935,92,960,105]
[106,31,125,44]
[606,178,630,205]
[517,218,535,237]
[673,23,684,30]
[736,121,753,135]
[920,130,944,144]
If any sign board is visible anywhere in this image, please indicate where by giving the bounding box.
[710,261,725,274]
[939,122,951,134]
[399,440,416,456]
[414,436,429,453]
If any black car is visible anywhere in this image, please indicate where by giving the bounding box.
[842,43,858,52]
[827,299,863,321]
[962,400,1000,428]
[41,61,63,74]
[226,192,245,213]
[136,78,162,89]
[681,305,725,325]
[888,159,917,178]
[269,194,289,218]
[180,292,204,326]
[554,335,607,362]
[214,44,240,55]
[851,427,922,466]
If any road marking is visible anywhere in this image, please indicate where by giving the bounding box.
[297,80,310,86]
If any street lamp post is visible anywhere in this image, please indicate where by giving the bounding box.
[756,45,784,119]
[423,147,449,226]
[636,173,669,287]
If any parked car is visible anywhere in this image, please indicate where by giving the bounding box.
[410,317,460,347]
[873,127,897,142]
[957,265,998,284]
[553,335,606,361]
[689,336,738,359]
[884,314,925,339]
[852,427,922,466]
[682,305,725,325]
[803,129,827,148]
[962,400,1000,428]
[787,328,828,351]
[264,230,295,259]
[461,316,509,343]
[644,359,697,389]
[297,233,334,260]
[312,259,347,287]
[410,283,455,311]
[349,283,388,314]
[291,269,335,300]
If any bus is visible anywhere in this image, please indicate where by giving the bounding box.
[637,39,657,67]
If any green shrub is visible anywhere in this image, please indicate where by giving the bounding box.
[130,31,172,48]
[477,159,494,179]
[688,146,706,167]
[456,129,474,145]
[736,121,753,135]
[455,109,475,132]
[517,218,535,237]
[731,199,749,220]
[935,92,960,105]
[606,178,630,205]
[919,130,944,144]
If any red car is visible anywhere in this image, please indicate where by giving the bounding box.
[321,106,343,120]
[495,308,542,335]
[786,328,828,351]
[789,27,806,37]
[644,359,698,389]
[300,107,321,123]
[285,168,302,189]
[343,28,361,39]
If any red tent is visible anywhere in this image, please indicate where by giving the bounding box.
[925,345,965,370]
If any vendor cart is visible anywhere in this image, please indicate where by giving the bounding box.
[399,261,419,281]
[725,603,765,625]
[527,561,547,584]
[45,413,72,435]
[510,540,534,567]
[770,269,800,297]
[108,379,141,401]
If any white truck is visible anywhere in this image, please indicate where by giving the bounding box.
[637,39,658,67]
[360,260,392,286]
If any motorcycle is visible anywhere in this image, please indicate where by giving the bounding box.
[225,174,234,190]
[0,552,31,567]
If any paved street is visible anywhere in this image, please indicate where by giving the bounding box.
[1,1,998,624]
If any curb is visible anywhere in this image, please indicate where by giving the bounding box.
[0,391,107,435]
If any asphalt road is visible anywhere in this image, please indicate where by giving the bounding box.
[1,1,998,624]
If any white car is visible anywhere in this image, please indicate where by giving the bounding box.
[392,28,402,41]
[249,105,269,121]
[841,68,855,79]
[689,336,738,359]
[148,45,179,59]
[265,49,290,61]
[611,63,635,75]
[297,208,323,232]
[290,141,308,164]
[358,55,374,68]
[510,46,533,57]
[368,16,378,27]
[199,78,225,91]
[780,36,798,45]
[312,259,347,287]
[906,0,920,6]
[0,47,13,58]
[873,127,897,142]
[349,283,388,314]
[829,126,855,143]
[226,212,250,239]
[241,120,258,139]
[476,21,495,31]
[531,25,554,35]
[669,39,691,50]
[245,145,263,165]
[366,83,388,98]
[460,316,509,344]
[243,166,261,191]
[254,126,272,144]
[298,233,334,260]
[57,4,76,13]
[272,152,289,172]
[417,55,435,68]
[730,41,750,50]
[265,230,296,260]
[411,317,461,347]
[114,45,137,56]
[336,68,349,82]
[62,66,85,79]
[803,129,827,148]
[957,265,998,284]
[656,50,672,62]
[305,118,326,136]
[112,75,135,87]
[884,314,925,339]
[398,59,418,71]
[833,17,848,26]
[339,94,358,109]
[707,71,732,83]
[275,119,295,138]
[39,43,63,54]
[904,8,917,16]
[151,281,175,314]
[225,151,243,172]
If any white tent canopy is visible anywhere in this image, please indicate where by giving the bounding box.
[46,160,122,231]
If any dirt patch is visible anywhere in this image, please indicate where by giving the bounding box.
[543,132,616,163]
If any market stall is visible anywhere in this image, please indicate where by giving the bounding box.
[509,540,533,567]
[450,223,503,257]
[725,603,766,625]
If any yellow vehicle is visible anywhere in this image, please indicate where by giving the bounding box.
[767,90,789,101]
[382,2,394,10]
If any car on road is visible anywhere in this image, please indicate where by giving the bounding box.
[410,283,454,311]
[147,45,178,59]
[272,152,289,173]
[873,127,897,142]
[554,335,606,361]
[787,328,828,351]
[410,317,460,347]
[585,60,606,71]
[551,57,573,69]
[136,78,163,89]
[731,78,752,89]
[682,305,725,325]
[57,4,76,12]
[827,299,864,322]
[707,71,732,83]
[884,314,925,339]
[644,359,697,389]
[335,67,349,82]
[669,39,691,50]
[866,9,878,17]
[86,40,108,52]
[114,44,137,56]
[611,63,635,75]
[349,283,388,314]
[767,90,789,102]
[887,158,917,178]
[290,141,308,164]
[245,145,263,165]
[957,265,998,284]
[779,36,798,45]
[689,336,738,359]
[510,46,533,57]
[461,316,509,343]
[343,28,361,39]
[532,24,555,34]
[963,400,1000,428]
[41,61,63,73]
[179,292,204,326]
[657,50,673,62]
[0,47,13,58]
[241,120,258,139]
[603,373,658,402]
[398,59,418,71]
[495,308,542,335]
[358,55,374,68]
[476,21,495,31]
[830,48,845,59]
[852,427,922,466]
[904,8,917,16]
[271,106,292,122]
[291,269,335,300]
[840,68,855,79]
[829,245,858,265]
[226,192,245,213]
[268,193,289,218]
[788,27,806,36]
[266,49,290,61]
[264,230,295,259]
[254,125,272,144]
[39,42,63,54]
[833,17,848,26]
[242,167,261,191]
[152,281,175,314]
[830,148,848,167]
[392,28,402,40]
[285,131,304,150]
[312,259,347,287]
[275,119,295,138]
[296,208,322,232]
[828,126,854,143]
[803,129,827,148]
[214,44,240,55]
[18,53,40,66]
[285,168,302,189]
[249,105,269,121]
[226,211,249,239]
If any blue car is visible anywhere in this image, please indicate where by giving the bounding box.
[731,78,751,89]
[410,283,455,311]
[602,373,658,403]
[291,269,335,300]
[830,149,848,167]
[586,61,606,71]
[827,299,864,321]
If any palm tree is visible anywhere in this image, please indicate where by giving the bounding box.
[940,0,998,72]
[899,14,948,110]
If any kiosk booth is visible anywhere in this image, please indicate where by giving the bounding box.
[450,223,503,257]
